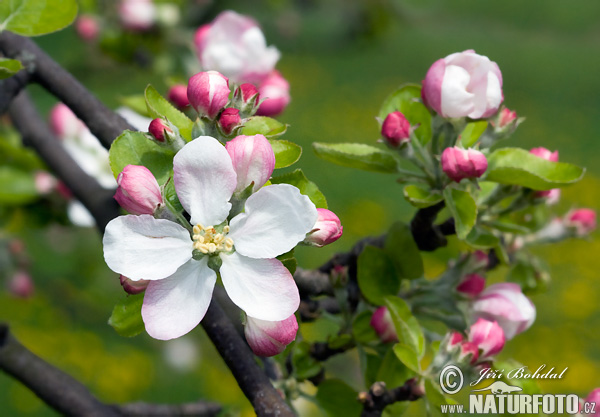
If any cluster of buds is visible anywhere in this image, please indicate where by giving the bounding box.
[446,319,506,365]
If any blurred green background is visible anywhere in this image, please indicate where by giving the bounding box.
[1,0,600,415]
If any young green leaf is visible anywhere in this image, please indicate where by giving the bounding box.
[268,139,302,169]
[313,142,398,173]
[458,121,488,148]
[358,246,400,305]
[379,84,432,144]
[352,311,379,344]
[0,58,23,79]
[485,147,585,190]
[465,227,499,249]
[384,296,425,359]
[144,85,194,140]
[0,0,78,36]
[403,184,444,208]
[270,169,327,208]
[393,343,421,373]
[108,294,145,337]
[384,222,424,279]
[0,166,37,204]
[241,116,287,138]
[315,379,362,417]
[443,188,477,240]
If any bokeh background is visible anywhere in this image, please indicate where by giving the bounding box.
[1,0,599,415]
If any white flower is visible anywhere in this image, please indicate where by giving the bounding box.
[103,136,317,340]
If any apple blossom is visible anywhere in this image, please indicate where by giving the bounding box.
[422,50,503,119]
[244,314,298,357]
[471,283,536,340]
[304,208,343,247]
[565,209,597,236]
[468,318,505,358]
[187,71,231,119]
[530,147,559,162]
[196,11,280,84]
[167,85,190,110]
[114,165,163,215]
[49,103,86,139]
[381,111,411,147]
[441,147,488,182]
[456,273,486,297]
[457,341,479,364]
[256,70,291,117]
[240,83,260,104]
[225,134,275,193]
[148,118,172,142]
[370,306,398,343]
[76,15,100,42]
[103,136,317,340]
[119,0,156,31]
[495,108,517,128]
[219,108,242,135]
[582,389,600,416]
[446,331,464,351]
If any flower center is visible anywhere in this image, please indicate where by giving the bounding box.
[192,224,234,255]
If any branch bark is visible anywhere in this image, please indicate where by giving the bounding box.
[359,380,421,417]
[0,31,134,148]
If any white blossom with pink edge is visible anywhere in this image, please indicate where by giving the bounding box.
[225,134,275,193]
[119,0,157,31]
[195,11,280,84]
[422,50,503,119]
[244,314,298,357]
[103,136,317,340]
[471,283,536,340]
[304,208,343,247]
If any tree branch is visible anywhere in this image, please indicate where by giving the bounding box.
[8,91,120,233]
[0,31,134,148]
[0,70,31,114]
[114,401,221,416]
[359,380,421,417]
[294,267,333,299]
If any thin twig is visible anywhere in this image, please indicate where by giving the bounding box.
[359,380,421,417]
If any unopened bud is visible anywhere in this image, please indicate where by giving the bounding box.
[381,111,410,147]
[468,318,505,358]
[456,273,486,297]
[458,341,479,365]
[120,275,149,294]
[8,271,34,298]
[167,85,190,110]
[34,171,58,195]
[225,134,275,193]
[441,147,488,182]
[370,306,398,343]
[76,15,100,42]
[148,118,173,142]
[114,165,163,215]
[187,71,230,119]
[304,208,343,247]
[256,70,290,117]
[218,108,242,135]
[565,208,596,236]
[244,314,298,357]
[240,83,260,104]
[496,108,517,128]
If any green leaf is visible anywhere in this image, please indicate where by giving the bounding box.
[164,178,183,213]
[384,296,425,359]
[269,139,302,169]
[465,227,499,249]
[0,166,37,204]
[292,341,322,380]
[376,347,414,387]
[328,334,353,349]
[270,169,327,208]
[241,116,287,138]
[0,58,23,79]
[424,378,449,415]
[109,130,175,185]
[315,379,361,417]
[352,311,378,344]
[443,188,477,240]
[485,147,585,190]
[144,85,194,140]
[357,246,400,305]
[458,121,488,148]
[403,184,444,208]
[384,222,424,279]
[379,84,432,144]
[277,250,297,275]
[393,343,420,373]
[0,0,78,36]
[313,142,398,173]
[108,294,145,337]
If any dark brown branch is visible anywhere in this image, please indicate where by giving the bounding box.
[294,267,333,298]
[0,31,134,148]
[0,70,31,114]
[8,92,120,233]
[410,202,447,251]
[359,380,421,417]
[201,300,295,417]
[114,401,221,416]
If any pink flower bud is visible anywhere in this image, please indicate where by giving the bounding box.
[34,171,58,195]
[8,271,34,298]
[422,50,503,119]
[304,209,343,247]
[381,111,411,147]
[446,331,464,352]
[120,275,149,294]
[535,188,561,205]
[148,118,172,142]
[441,147,488,182]
[565,209,597,236]
[530,147,559,162]
[225,134,275,193]
[119,0,156,31]
[468,318,505,358]
[187,71,230,119]
[49,103,85,139]
[240,83,260,104]
[472,283,536,340]
[256,70,290,117]
[496,108,517,128]
[167,85,190,110]
[76,15,100,42]
[218,108,242,135]
[457,273,486,297]
[472,250,489,269]
[458,341,479,364]
[194,24,211,52]
[114,165,163,215]
[584,389,600,416]
[244,314,298,357]
[370,307,398,343]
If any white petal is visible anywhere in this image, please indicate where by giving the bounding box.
[228,184,318,258]
[142,258,216,340]
[220,252,299,321]
[173,136,237,226]
[441,65,475,118]
[103,215,192,281]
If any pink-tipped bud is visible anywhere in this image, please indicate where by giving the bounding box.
[256,70,290,117]
[446,331,464,352]
[34,171,58,195]
[456,273,486,297]
[225,134,275,193]
[496,108,517,128]
[194,24,211,53]
[370,307,398,343]
[114,165,163,215]
[535,188,561,205]
[458,341,479,364]
[76,15,100,42]
[218,108,242,135]
[304,209,343,247]
[240,83,260,104]
[381,111,411,147]
[244,314,298,357]
[565,209,597,236]
[148,118,173,142]
[187,71,230,119]
[167,85,190,110]
[584,389,600,415]
[472,283,535,340]
[468,318,505,358]
[49,103,85,139]
[8,271,35,298]
[530,147,559,162]
[120,275,149,294]
[472,250,489,269]
[119,0,156,31]
[441,147,488,182]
